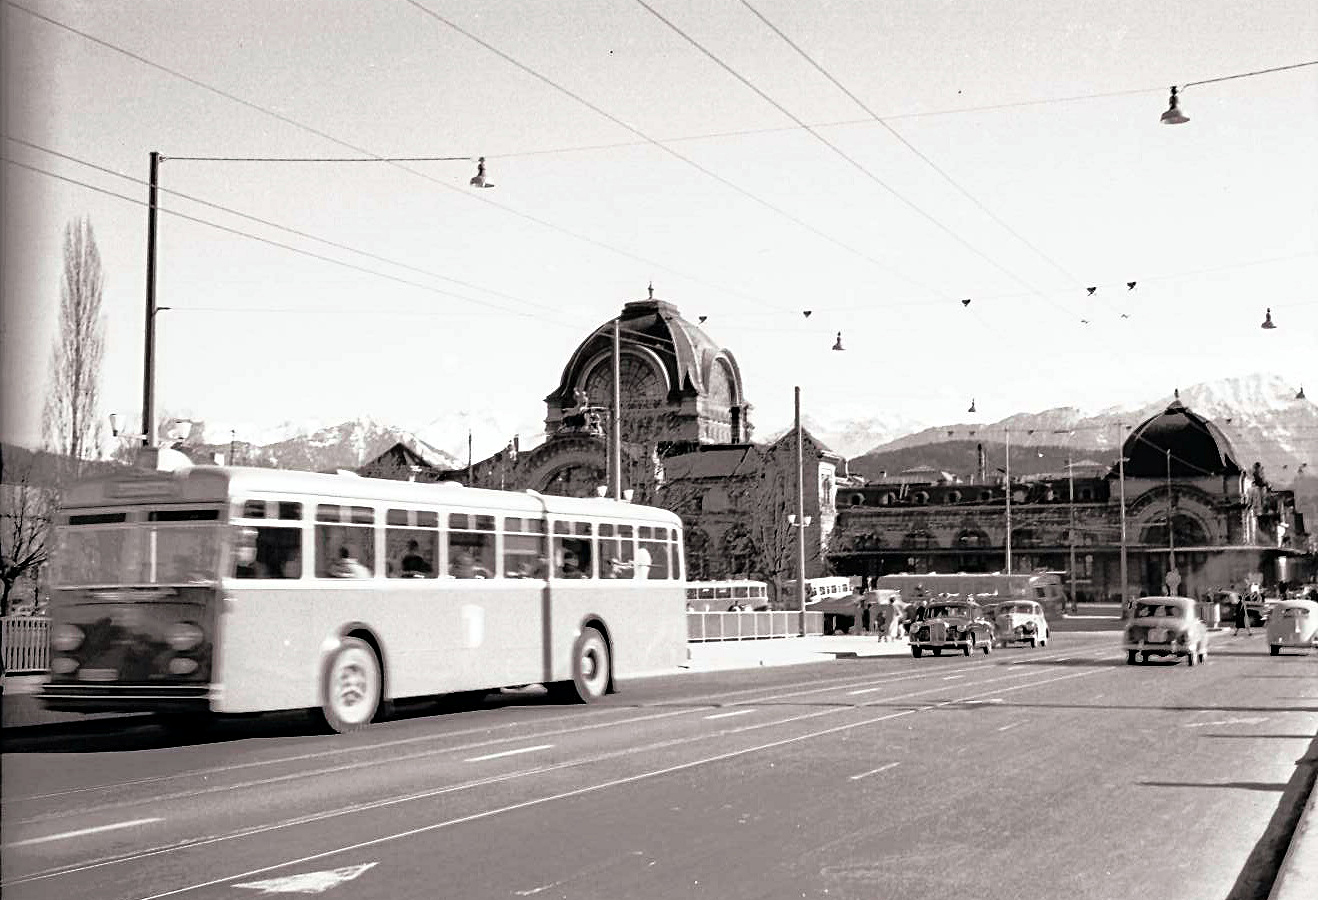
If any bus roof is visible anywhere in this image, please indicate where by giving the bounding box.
[60,464,683,526]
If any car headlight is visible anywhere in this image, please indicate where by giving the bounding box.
[52,623,84,651]
[51,656,79,674]
[166,621,205,651]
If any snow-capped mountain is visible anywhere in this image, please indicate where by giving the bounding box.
[860,374,1317,485]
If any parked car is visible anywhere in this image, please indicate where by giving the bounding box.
[1123,596,1208,665]
[909,600,995,658]
[1265,599,1318,656]
[991,600,1050,648]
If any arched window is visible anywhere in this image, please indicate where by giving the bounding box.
[914,491,929,505]
[957,529,989,548]
[850,493,865,507]
[979,490,993,502]
[1010,527,1038,548]
[946,490,962,504]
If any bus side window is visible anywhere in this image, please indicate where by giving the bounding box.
[449,513,495,578]
[503,517,547,578]
[315,505,375,578]
[637,526,668,580]
[234,525,302,579]
[385,510,438,579]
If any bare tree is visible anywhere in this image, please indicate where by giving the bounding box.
[42,217,106,472]
[0,458,56,616]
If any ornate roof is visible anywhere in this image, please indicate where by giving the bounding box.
[545,293,744,409]
[1122,396,1242,478]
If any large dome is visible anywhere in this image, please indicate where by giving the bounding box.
[544,291,750,445]
[1122,397,1241,478]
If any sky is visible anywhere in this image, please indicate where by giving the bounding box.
[3,0,1316,462]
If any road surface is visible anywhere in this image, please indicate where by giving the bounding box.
[2,630,1315,899]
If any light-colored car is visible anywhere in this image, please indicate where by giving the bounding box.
[1265,599,1318,656]
[991,600,1050,648]
[909,600,995,658]
[1123,596,1208,666]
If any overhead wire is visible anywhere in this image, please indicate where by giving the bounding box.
[736,0,1104,315]
[405,0,949,302]
[636,0,1084,324]
[7,137,581,321]
[3,156,575,324]
[7,1,790,315]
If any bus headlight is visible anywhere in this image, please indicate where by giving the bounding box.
[166,621,205,651]
[167,657,199,675]
[52,623,84,651]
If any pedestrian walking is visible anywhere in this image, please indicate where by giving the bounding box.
[1233,595,1252,636]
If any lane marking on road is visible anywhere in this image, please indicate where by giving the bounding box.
[1183,717,1269,728]
[997,721,1025,733]
[8,638,1119,811]
[234,862,376,894]
[10,652,1122,888]
[704,709,756,720]
[849,762,901,781]
[125,667,1106,900]
[942,675,965,680]
[464,745,553,763]
[3,817,163,849]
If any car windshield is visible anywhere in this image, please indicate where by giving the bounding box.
[1281,608,1311,619]
[927,605,972,618]
[1001,604,1036,615]
[1135,603,1184,618]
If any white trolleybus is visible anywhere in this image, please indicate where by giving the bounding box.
[42,460,686,732]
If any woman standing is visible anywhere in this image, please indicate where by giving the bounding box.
[1233,594,1252,637]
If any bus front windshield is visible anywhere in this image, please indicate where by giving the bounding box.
[56,521,222,586]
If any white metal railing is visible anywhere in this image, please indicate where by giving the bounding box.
[687,611,825,642]
[1,616,50,674]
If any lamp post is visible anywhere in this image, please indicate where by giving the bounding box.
[794,385,807,636]
[1004,428,1013,575]
[612,319,622,501]
[1166,448,1177,592]
[1117,424,1129,611]
[1067,455,1078,612]
[140,151,487,454]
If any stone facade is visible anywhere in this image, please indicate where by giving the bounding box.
[829,398,1311,599]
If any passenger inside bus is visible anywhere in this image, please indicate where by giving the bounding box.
[450,551,484,579]
[400,540,432,577]
[329,547,371,578]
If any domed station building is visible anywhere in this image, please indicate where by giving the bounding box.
[362,288,844,586]
[828,393,1310,600]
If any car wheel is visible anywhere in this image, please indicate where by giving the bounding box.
[932,647,942,657]
[1126,650,1138,665]
[1029,637,1037,648]
[1270,645,1280,656]
[559,626,611,703]
[911,646,923,658]
[983,639,992,655]
[318,637,382,734]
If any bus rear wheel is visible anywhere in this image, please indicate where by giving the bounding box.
[561,626,611,703]
[318,638,381,733]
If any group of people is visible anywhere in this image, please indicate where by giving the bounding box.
[862,594,908,642]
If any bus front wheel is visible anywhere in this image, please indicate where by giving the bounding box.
[318,638,382,733]
[563,626,611,703]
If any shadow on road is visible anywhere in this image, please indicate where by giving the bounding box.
[1141,779,1286,793]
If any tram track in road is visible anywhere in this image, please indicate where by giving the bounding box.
[2,637,1112,822]
[4,637,1114,825]
[2,658,1113,893]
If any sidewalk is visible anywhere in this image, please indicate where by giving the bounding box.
[682,633,916,672]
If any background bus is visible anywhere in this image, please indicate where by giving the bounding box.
[781,576,856,606]
[685,579,771,611]
[42,462,686,732]
[872,571,1069,616]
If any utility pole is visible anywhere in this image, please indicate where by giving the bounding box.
[142,151,160,446]
[1118,424,1129,611]
[612,319,622,501]
[1004,428,1013,575]
[1068,456,1077,612]
[795,386,807,637]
